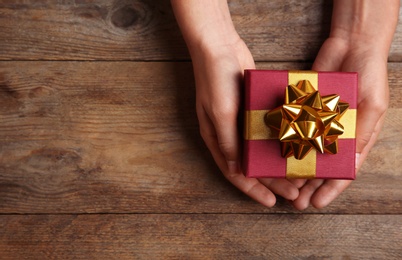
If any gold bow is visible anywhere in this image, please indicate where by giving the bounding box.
[265,80,349,160]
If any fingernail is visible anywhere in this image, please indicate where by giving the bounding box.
[355,153,361,169]
[227,161,239,174]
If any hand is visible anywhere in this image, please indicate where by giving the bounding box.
[291,0,398,210]
[292,37,389,210]
[171,0,299,207]
[193,38,299,207]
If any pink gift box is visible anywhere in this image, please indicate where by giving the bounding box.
[242,70,357,179]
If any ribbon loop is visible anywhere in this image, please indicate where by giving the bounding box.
[265,80,349,160]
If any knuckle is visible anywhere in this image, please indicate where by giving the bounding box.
[357,132,372,148]
[210,103,237,122]
[218,140,232,153]
[199,126,214,141]
[217,140,236,160]
[370,97,389,115]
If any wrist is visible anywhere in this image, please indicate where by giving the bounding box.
[325,36,390,63]
[330,0,399,57]
[171,0,241,57]
[186,23,241,57]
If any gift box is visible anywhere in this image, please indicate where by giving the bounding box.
[243,70,357,179]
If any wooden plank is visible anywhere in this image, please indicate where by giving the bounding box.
[0,0,402,61]
[0,214,401,259]
[0,61,401,214]
[0,0,187,61]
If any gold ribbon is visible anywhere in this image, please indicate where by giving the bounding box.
[244,109,356,140]
[286,71,319,178]
[244,71,356,179]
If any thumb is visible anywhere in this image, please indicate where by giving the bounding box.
[211,106,240,174]
[355,100,388,171]
[355,65,389,171]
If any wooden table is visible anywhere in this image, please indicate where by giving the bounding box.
[1,1,401,258]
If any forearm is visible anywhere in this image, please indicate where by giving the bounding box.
[330,0,399,56]
[170,0,240,55]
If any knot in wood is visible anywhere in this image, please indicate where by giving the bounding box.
[111,6,138,28]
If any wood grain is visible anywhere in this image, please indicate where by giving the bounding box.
[1,1,401,258]
[0,0,402,61]
[0,214,401,259]
[1,61,401,214]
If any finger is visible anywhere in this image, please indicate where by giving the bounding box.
[216,147,277,208]
[197,107,277,208]
[356,99,388,154]
[197,83,240,173]
[198,101,239,173]
[312,38,348,71]
[197,106,228,172]
[258,178,299,201]
[288,178,308,189]
[354,64,389,170]
[226,165,277,208]
[207,100,240,168]
[210,144,277,208]
[207,107,241,174]
[356,104,386,171]
[292,179,325,211]
[310,180,353,209]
